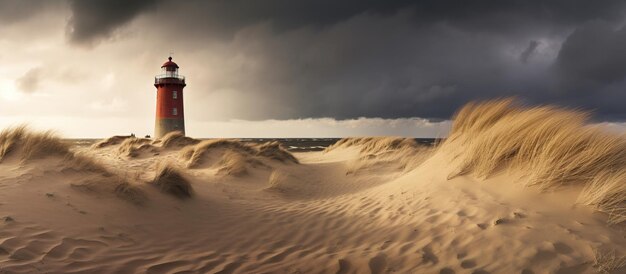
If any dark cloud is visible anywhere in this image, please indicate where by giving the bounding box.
[0,0,60,25]
[157,0,626,37]
[178,13,549,120]
[143,1,626,121]
[552,21,626,119]
[556,22,626,86]
[520,40,540,63]
[16,67,42,93]
[53,0,626,121]
[67,1,626,44]
[66,0,158,46]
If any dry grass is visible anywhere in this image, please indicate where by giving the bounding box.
[0,126,109,173]
[266,170,293,192]
[440,98,626,224]
[65,153,146,205]
[577,170,626,225]
[0,125,71,163]
[325,137,418,154]
[150,163,193,198]
[325,137,431,174]
[63,153,112,175]
[594,248,626,274]
[180,139,297,171]
[118,137,155,157]
[71,175,147,205]
[180,139,256,168]
[216,151,250,176]
[256,141,299,163]
[114,181,147,205]
[156,131,200,149]
[0,126,146,204]
[92,135,133,149]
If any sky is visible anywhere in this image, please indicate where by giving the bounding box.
[1,0,625,138]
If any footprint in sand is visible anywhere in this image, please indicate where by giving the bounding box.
[493,218,509,225]
[529,249,557,264]
[335,258,352,274]
[421,246,439,265]
[552,242,573,254]
[439,267,456,274]
[368,253,387,274]
[460,259,476,269]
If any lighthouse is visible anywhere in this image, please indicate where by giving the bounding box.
[154,56,186,138]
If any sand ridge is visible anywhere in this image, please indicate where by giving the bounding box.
[0,99,624,273]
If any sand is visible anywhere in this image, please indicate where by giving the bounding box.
[0,139,621,273]
[0,101,624,273]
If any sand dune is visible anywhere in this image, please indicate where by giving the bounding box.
[441,99,626,224]
[0,100,624,273]
[324,137,432,175]
[0,126,145,206]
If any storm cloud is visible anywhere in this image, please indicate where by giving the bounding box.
[4,0,626,128]
[16,67,42,93]
[66,0,158,46]
[0,0,61,25]
[520,40,540,64]
[65,0,626,39]
[556,22,626,86]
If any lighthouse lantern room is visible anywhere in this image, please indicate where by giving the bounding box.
[154,56,186,138]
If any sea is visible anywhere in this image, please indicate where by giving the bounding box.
[66,138,440,152]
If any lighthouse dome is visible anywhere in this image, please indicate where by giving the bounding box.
[156,56,185,84]
[161,56,179,69]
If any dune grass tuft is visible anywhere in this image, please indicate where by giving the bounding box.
[180,139,297,171]
[114,181,147,205]
[92,135,133,149]
[0,125,71,163]
[577,170,626,225]
[256,141,299,163]
[216,151,251,176]
[151,164,193,198]
[266,170,294,192]
[325,137,431,174]
[155,131,200,149]
[325,137,419,155]
[593,248,626,274]
[118,137,155,157]
[0,126,146,204]
[64,153,112,175]
[180,139,256,168]
[440,98,626,224]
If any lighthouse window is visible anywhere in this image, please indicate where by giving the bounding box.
[172,91,178,99]
[172,108,178,116]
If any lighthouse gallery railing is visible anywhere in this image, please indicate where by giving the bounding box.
[154,74,186,85]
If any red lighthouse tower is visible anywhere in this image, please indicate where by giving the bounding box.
[154,56,186,138]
